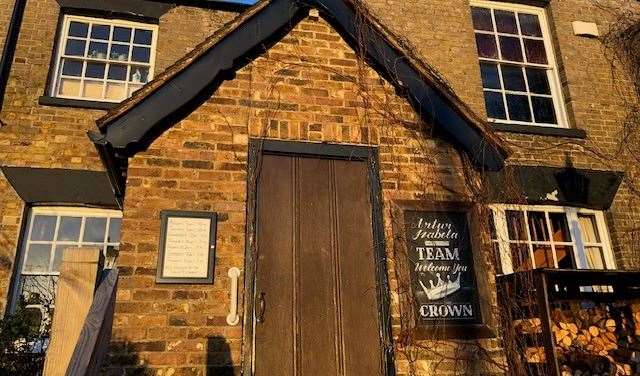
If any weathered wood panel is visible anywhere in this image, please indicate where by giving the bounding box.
[43,247,102,376]
[66,268,118,376]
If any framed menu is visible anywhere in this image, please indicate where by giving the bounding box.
[156,210,217,284]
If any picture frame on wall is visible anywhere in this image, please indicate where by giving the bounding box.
[156,210,218,284]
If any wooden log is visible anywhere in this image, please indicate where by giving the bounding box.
[43,247,103,376]
[605,319,616,332]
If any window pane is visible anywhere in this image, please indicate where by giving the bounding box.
[21,275,56,304]
[480,62,500,89]
[52,245,76,272]
[471,7,493,31]
[134,29,153,45]
[506,210,526,240]
[24,244,52,272]
[584,247,605,269]
[129,66,149,84]
[555,245,574,269]
[525,68,551,94]
[506,94,531,122]
[31,216,57,241]
[68,21,88,38]
[499,36,523,62]
[113,27,132,42]
[495,10,518,34]
[108,218,122,243]
[83,217,107,242]
[524,38,547,64]
[87,41,108,59]
[108,64,127,81]
[105,245,119,269]
[83,80,103,99]
[549,213,571,242]
[131,46,150,63]
[510,243,531,271]
[85,62,105,79]
[58,217,81,241]
[578,214,601,242]
[65,39,86,57]
[519,13,542,37]
[58,78,81,97]
[110,44,129,61]
[532,245,553,268]
[492,243,503,274]
[475,33,498,59]
[90,24,110,40]
[105,83,126,100]
[23,307,44,333]
[484,91,506,119]
[61,59,82,76]
[532,96,557,124]
[501,65,526,92]
[527,211,549,241]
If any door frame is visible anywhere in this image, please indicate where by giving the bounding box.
[241,138,395,376]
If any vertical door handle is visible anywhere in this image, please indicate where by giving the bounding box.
[256,292,266,323]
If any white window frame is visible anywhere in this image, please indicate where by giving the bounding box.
[50,15,158,102]
[11,206,122,314]
[490,204,616,275]
[470,0,569,128]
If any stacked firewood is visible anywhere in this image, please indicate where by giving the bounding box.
[515,307,637,375]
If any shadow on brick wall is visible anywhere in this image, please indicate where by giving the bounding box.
[206,336,236,376]
[103,341,152,376]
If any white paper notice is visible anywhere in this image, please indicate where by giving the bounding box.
[162,217,211,278]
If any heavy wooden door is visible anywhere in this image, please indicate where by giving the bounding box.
[253,154,383,376]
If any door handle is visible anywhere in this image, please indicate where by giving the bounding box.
[256,292,266,323]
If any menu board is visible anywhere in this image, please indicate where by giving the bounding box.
[157,211,217,284]
[403,210,482,326]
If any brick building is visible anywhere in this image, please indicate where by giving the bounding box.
[0,0,638,375]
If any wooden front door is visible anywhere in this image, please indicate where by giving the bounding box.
[253,154,383,376]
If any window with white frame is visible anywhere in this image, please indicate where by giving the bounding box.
[489,205,615,275]
[51,15,157,102]
[12,207,122,335]
[470,1,567,127]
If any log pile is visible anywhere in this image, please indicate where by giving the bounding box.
[515,304,640,376]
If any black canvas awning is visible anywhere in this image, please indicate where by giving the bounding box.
[485,165,623,210]
[1,167,119,208]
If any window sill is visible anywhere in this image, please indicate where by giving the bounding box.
[492,123,587,139]
[38,96,117,111]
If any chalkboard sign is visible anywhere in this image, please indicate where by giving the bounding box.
[403,210,483,326]
[156,210,217,284]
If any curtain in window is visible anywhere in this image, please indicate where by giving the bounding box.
[578,215,605,269]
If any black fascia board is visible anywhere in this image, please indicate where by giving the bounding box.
[89,131,126,208]
[96,0,506,173]
[102,0,307,153]
[1,166,120,208]
[312,0,505,170]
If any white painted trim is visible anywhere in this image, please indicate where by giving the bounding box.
[488,204,616,275]
[51,15,158,102]
[470,0,569,128]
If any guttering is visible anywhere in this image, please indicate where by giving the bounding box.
[88,131,125,209]
[0,0,27,110]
